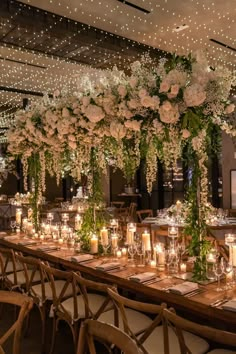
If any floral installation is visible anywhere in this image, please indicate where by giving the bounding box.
[7,51,236,278]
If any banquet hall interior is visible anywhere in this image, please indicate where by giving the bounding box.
[0,0,236,353]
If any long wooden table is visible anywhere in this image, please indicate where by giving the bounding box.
[1,234,236,332]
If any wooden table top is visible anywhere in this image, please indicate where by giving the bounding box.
[1,233,236,332]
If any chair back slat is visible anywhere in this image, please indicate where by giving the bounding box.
[73,272,115,320]
[163,308,236,352]
[41,263,78,320]
[77,319,142,354]
[107,288,166,353]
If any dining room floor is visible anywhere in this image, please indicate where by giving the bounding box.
[0,302,111,354]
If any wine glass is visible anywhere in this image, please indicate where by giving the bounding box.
[165,249,173,278]
[136,240,145,267]
[213,261,224,292]
[101,238,111,259]
[10,220,16,234]
[128,244,137,267]
[221,259,233,290]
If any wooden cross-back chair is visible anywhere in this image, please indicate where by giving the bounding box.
[40,263,77,354]
[0,290,33,354]
[0,247,23,291]
[111,201,125,209]
[107,288,166,354]
[108,289,210,354]
[15,254,53,352]
[0,204,12,230]
[77,319,142,354]
[136,209,153,223]
[163,308,236,354]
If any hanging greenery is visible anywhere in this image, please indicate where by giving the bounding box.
[7,51,236,278]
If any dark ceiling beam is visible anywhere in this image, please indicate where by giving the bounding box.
[0,0,164,56]
[0,86,53,97]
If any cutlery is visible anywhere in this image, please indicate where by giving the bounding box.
[210,297,230,307]
[185,288,205,298]
[142,278,161,286]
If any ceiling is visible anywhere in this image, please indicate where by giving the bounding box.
[0,0,235,126]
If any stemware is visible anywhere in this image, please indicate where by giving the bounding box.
[136,240,145,267]
[221,259,233,290]
[213,261,224,292]
[10,220,16,234]
[127,244,137,267]
[165,249,173,278]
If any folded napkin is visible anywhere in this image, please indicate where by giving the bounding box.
[222,300,236,312]
[71,254,94,263]
[3,235,19,240]
[129,272,156,283]
[96,262,121,271]
[18,240,37,246]
[37,245,58,252]
[169,281,198,295]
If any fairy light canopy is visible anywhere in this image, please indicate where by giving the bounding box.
[0,0,235,136]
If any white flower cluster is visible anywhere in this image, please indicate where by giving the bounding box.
[7,51,235,194]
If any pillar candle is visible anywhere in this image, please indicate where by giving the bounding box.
[126,230,134,245]
[16,208,22,225]
[90,235,98,254]
[27,208,33,220]
[150,260,156,268]
[117,250,122,258]
[157,251,165,265]
[206,253,216,263]
[111,234,118,248]
[75,214,82,231]
[232,245,236,267]
[180,263,187,272]
[168,226,178,237]
[142,230,151,251]
[122,247,127,256]
[27,221,33,235]
[100,227,109,245]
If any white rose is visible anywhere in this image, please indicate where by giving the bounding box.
[82,96,90,107]
[129,76,138,88]
[159,81,170,93]
[162,101,172,112]
[140,95,153,108]
[62,108,70,118]
[125,120,141,131]
[110,122,126,140]
[184,84,206,107]
[170,84,179,96]
[225,104,235,114]
[117,85,127,98]
[128,99,139,109]
[138,89,147,98]
[84,104,105,123]
[159,102,179,124]
[182,129,191,139]
[68,141,77,150]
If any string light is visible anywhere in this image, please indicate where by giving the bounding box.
[0,0,234,119]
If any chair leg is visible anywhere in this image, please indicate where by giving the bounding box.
[49,316,58,354]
